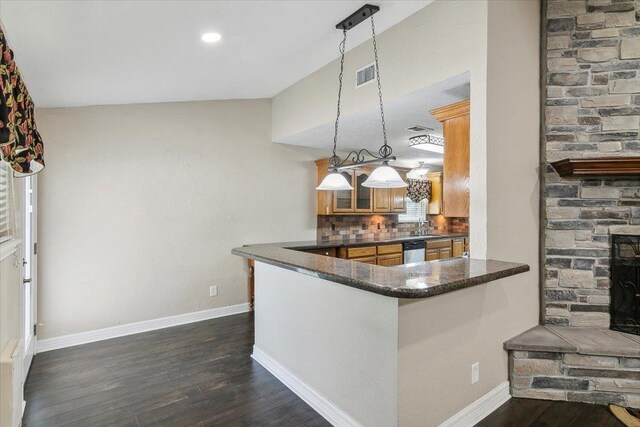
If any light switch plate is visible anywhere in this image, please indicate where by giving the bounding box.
[209,286,218,297]
[471,362,479,384]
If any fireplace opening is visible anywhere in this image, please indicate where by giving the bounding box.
[611,234,640,336]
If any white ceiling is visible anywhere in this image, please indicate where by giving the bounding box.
[0,0,431,108]
[277,72,470,167]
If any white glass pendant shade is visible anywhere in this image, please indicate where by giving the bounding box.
[316,171,354,190]
[407,163,430,180]
[362,163,407,188]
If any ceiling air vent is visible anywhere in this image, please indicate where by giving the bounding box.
[406,125,433,133]
[355,62,376,88]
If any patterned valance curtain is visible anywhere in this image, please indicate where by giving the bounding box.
[407,178,431,203]
[0,24,44,176]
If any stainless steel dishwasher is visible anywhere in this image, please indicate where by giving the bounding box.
[402,240,426,264]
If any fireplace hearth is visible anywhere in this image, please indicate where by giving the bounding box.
[611,234,640,336]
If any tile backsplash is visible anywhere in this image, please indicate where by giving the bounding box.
[317,215,469,242]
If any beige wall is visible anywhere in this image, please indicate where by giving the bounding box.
[36,100,322,340]
[400,1,540,424]
[255,262,399,427]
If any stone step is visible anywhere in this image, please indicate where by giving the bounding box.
[505,325,640,358]
[506,325,640,408]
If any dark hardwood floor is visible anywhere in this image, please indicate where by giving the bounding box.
[23,312,329,427]
[477,397,624,427]
[25,312,626,427]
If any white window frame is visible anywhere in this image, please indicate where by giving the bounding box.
[398,199,427,223]
[0,162,20,261]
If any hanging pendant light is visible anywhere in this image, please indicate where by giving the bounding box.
[316,4,406,191]
[362,161,407,188]
[361,13,406,189]
[406,162,430,180]
[316,167,353,190]
[316,27,353,191]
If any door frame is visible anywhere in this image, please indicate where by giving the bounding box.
[21,175,37,380]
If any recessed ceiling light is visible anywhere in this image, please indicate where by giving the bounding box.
[201,32,222,43]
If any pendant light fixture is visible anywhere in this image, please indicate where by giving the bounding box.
[407,162,430,180]
[316,26,353,191]
[316,4,407,191]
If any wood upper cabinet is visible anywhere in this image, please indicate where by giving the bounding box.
[430,100,470,218]
[427,172,442,215]
[354,170,373,213]
[333,170,356,213]
[390,187,406,212]
[316,159,407,215]
[373,188,391,212]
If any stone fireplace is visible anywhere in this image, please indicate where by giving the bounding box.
[611,234,640,335]
[504,0,640,408]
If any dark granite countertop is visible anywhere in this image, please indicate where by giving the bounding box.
[231,240,529,299]
[244,233,469,251]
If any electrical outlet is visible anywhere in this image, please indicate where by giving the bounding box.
[209,285,218,297]
[471,362,480,384]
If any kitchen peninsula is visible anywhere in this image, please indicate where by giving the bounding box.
[232,242,529,426]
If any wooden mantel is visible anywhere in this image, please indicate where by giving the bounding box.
[550,157,640,178]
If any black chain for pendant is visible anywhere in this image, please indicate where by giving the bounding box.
[371,15,391,159]
[331,29,347,167]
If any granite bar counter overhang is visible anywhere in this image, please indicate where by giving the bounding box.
[231,241,530,299]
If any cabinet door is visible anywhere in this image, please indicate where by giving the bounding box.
[377,254,403,267]
[352,256,377,265]
[439,248,452,259]
[431,100,470,218]
[333,171,355,212]
[452,239,464,257]
[427,173,443,215]
[390,187,406,212]
[355,170,373,213]
[373,188,390,212]
[426,249,440,261]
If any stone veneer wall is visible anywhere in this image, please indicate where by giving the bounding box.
[511,350,640,407]
[543,0,640,327]
[316,215,469,242]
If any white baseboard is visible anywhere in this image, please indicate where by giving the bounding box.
[252,345,361,427]
[36,303,251,353]
[439,381,511,427]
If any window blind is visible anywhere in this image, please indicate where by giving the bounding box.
[0,162,10,243]
[399,199,426,223]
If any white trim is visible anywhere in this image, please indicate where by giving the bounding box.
[439,381,511,427]
[0,238,20,262]
[36,303,250,353]
[252,345,361,427]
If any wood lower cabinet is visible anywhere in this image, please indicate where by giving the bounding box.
[452,238,464,257]
[338,243,403,266]
[377,254,403,267]
[425,238,465,261]
[354,256,377,265]
[464,237,470,253]
[248,259,255,312]
[426,249,440,261]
